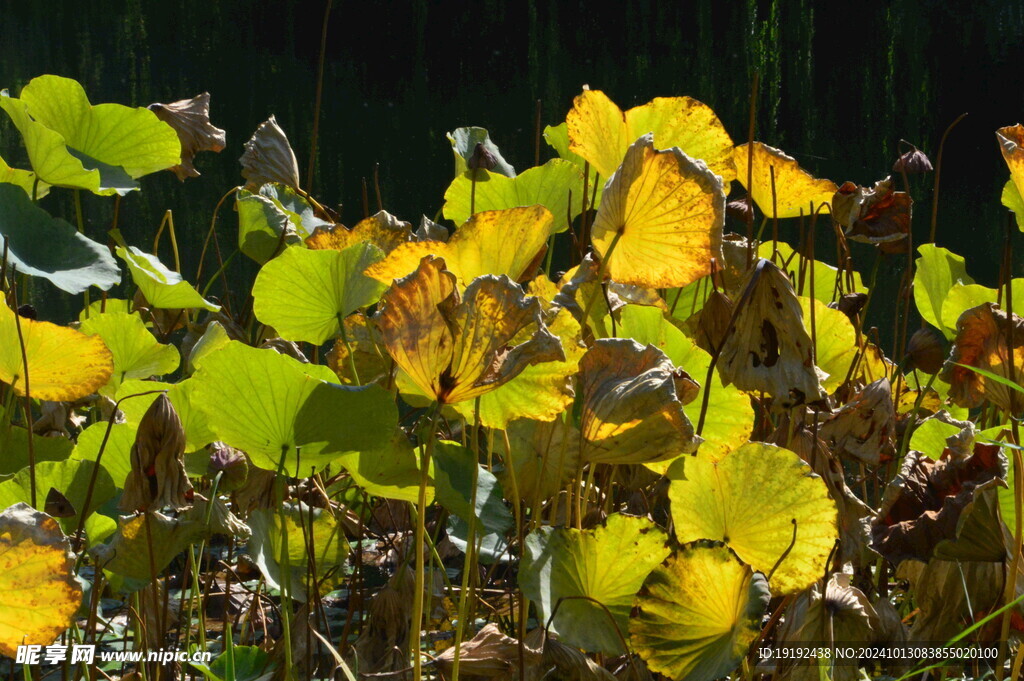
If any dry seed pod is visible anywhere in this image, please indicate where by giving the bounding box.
[892,146,933,174]
[906,326,946,374]
[206,442,249,493]
[694,289,734,353]
[119,394,192,513]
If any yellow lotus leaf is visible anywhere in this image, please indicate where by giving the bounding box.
[0,303,113,401]
[579,338,700,465]
[305,210,412,254]
[798,296,858,393]
[630,545,769,681]
[375,256,564,405]
[565,89,736,183]
[0,503,82,657]
[590,133,725,289]
[940,303,1024,415]
[734,142,838,218]
[669,442,838,595]
[717,259,827,408]
[997,124,1024,202]
[366,205,555,286]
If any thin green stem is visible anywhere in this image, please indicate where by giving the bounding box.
[411,405,442,681]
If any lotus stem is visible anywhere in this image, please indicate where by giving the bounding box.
[451,400,483,681]
[411,404,442,681]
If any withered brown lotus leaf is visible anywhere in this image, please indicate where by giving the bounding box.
[819,378,896,466]
[148,93,226,181]
[717,259,826,408]
[940,303,1024,414]
[578,338,700,465]
[259,337,309,363]
[694,289,734,353]
[305,210,413,254]
[504,417,580,503]
[524,628,617,681]
[892,146,933,175]
[435,623,542,681]
[997,124,1024,202]
[91,511,207,581]
[119,394,192,513]
[897,558,1004,642]
[829,291,868,324]
[834,177,912,249]
[552,254,626,330]
[351,566,415,676]
[871,444,1006,566]
[376,256,564,405]
[415,215,449,243]
[183,495,250,540]
[906,326,946,374]
[240,115,301,190]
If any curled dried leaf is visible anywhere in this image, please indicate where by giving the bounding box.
[148,93,226,181]
[305,210,413,254]
[579,338,700,465]
[717,259,826,408]
[240,115,300,190]
[940,302,1024,414]
[833,177,912,250]
[119,394,192,513]
[820,378,896,466]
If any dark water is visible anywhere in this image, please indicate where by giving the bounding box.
[2,0,1023,338]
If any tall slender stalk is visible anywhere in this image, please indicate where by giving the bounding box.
[411,405,442,681]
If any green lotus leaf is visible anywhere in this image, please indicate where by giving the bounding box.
[0,75,180,195]
[1003,179,1024,231]
[630,545,769,681]
[543,122,604,207]
[611,305,753,465]
[71,422,135,490]
[236,183,326,263]
[79,312,180,395]
[452,307,584,428]
[252,241,386,345]
[914,244,975,338]
[0,425,74,476]
[521,514,670,654]
[186,321,232,372]
[79,298,132,321]
[668,442,838,595]
[0,155,49,198]
[0,184,119,293]
[443,159,583,229]
[248,501,350,602]
[91,512,206,584]
[940,281,1024,336]
[0,459,115,536]
[190,341,395,476]
[760,240,867,303]
[447,515,509,564]
[432,441,513,538]
[334,430,430,504]
[116,246,220,311]
[447,126,514,178]
[909,417,961,460]
[799,296,858,393]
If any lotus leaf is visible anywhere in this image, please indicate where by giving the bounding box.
[443,159,583,228]
[734,142,837,219]
[117,245,219,311]
[79,311,180,395]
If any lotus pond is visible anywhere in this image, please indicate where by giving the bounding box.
[0,68,1024,681]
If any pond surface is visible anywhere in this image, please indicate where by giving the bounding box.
[2,0,1023,340]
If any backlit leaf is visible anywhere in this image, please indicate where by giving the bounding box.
[0,503,82,657]
[253,241,386,344]
[630,545,769,681]
[521,514,670,654]
[306,211,412,253]
[799,296,858,393]
[1003,179,1024,231]
[591,134,725,289]
[913,244,975,338]
[734,142,837,219]
[443,159,583,228]
[0,303,113,401]
[447,127,514,178]
[117,246,219,311]
[79,311,179,395]
[0,459,115,536]
[668,442,838,595]
[997,124,1024,211]
[0,154,49,198]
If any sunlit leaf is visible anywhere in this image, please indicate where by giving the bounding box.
[0,425,73,476]
[240,116,301,190]
[590,133,725,289]
[253,241,386,344]
[0,154,49,198]
[579,338,700,465]
[91,511,206,583]
[334,431,429,504]
[0,503,83,657]
[630,545,769,681]
[306,211,412,253]
[734,142,837,219]
[236,182,328,263]
[0,459,115,536]
[376,256,563,405]
[117,245,219,311]
[147,92,225,181]
[760,240,867,303]
[521,514,670,654]
[543,122,604,207]
[997,124,1024,213]
[249,502,349,601]
[0,75,180,195]
[0,303,113,401]
[79,311,179,395]
[913,244,975,338]
[503,417,580,504]
[610,305,752,465]
[447,126,514,178]
[190,341,395,475]
[669,442,838,595]
[72,422,136,489]
[367,206,557,286]
[939,281,1024,338]
[566,89,736,183]
[432,441,513,537]
[0,184,119,293]
[1003,179,1024,231]
[443,159,583,228]
[940,303,1024,414]
[799,296,858,393]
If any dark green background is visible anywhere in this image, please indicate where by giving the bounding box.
[2,0,1022,337]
